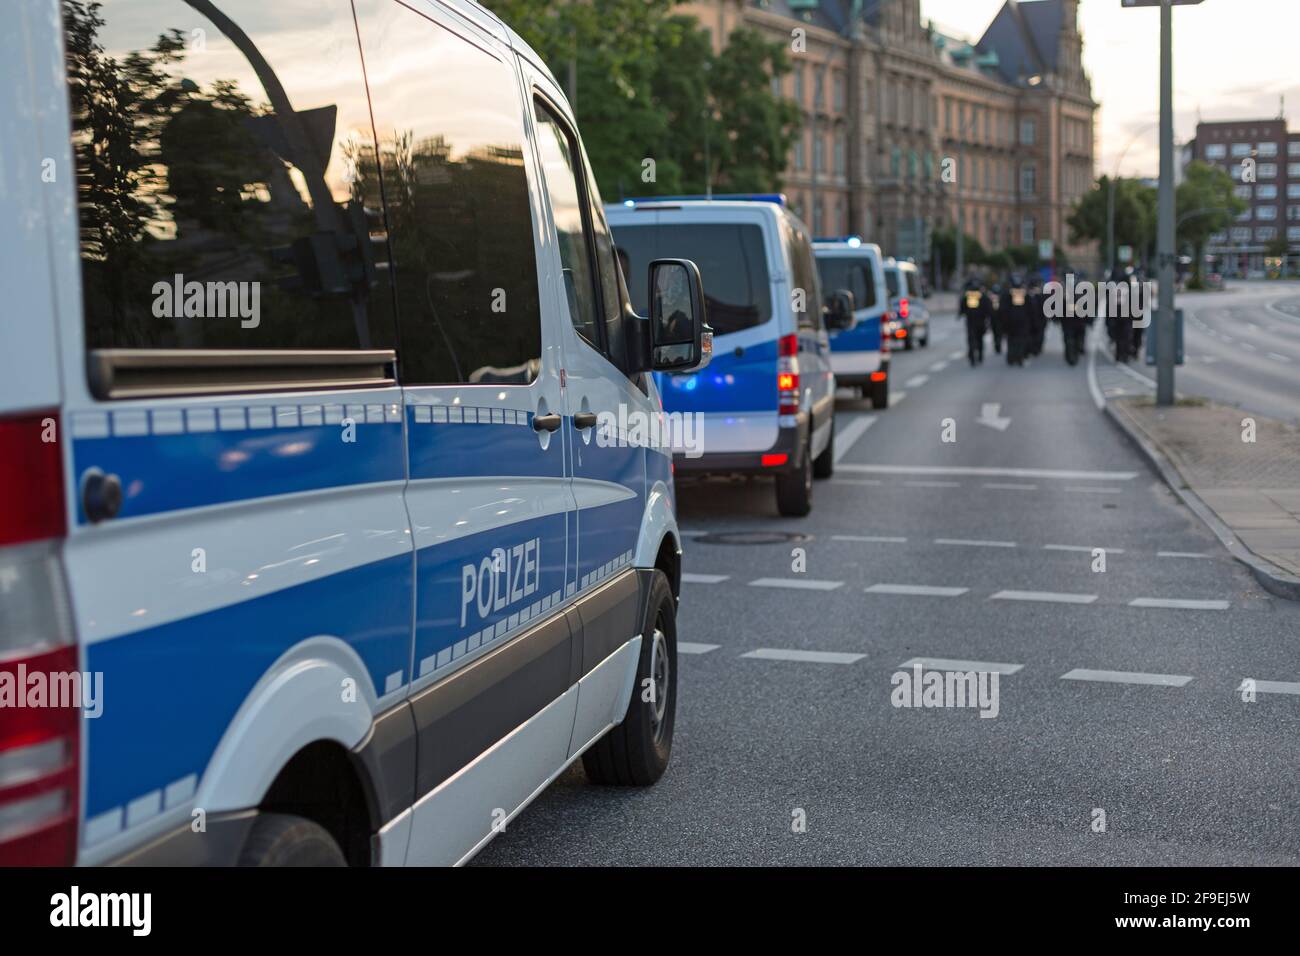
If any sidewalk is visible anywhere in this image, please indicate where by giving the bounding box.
[1108,396,1300,598]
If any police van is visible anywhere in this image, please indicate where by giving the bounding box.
[1,0,710,866]
[607,197,841,517]
[882,258,931,350]
[813,237,891,409]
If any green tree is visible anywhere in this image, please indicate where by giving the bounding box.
[1067,176,1155,266]
[482,1,797,198]
[1176,161,1247,284]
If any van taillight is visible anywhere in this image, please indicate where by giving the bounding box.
[0,411,78,866]
[899,298,910,320]
[777,335,800,416]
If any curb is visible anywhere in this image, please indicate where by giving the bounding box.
[1101,400,1300,603]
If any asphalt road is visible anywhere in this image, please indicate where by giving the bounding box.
[1096,280,1300,424]
[475,299,1300,866]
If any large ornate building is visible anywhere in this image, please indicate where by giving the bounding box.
[679,0,1098,273]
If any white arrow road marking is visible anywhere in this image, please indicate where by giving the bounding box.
[902,657,1023,675]
[976,402,1011,431]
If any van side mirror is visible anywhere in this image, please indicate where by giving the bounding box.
[648,258,711,372]
[824,289,855,330]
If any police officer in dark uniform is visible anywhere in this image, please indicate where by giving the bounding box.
[987,280,1004,353]
[1106,265,1134,362]
[959,275,989,366]
[1027,275,1048,356]
[1001,273,1032,366]
[1062,272,1089,366]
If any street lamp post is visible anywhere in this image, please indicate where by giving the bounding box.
[1155,0,1176,406]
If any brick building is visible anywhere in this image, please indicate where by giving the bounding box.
[1186,117,1300,276]
[679,0,1099,276]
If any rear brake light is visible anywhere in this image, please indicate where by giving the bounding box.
[870,371,887,382]
[0,410,77,866]
[0,413,65,546]
[777,335,800,416]
[894,329,907,338]
[761,454,788,467]
[899,298,910,319]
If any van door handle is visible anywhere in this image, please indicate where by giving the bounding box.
[574,412,597,429]
[532,413,562,433]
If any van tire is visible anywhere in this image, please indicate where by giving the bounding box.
[870,376,889,410]
[238,813,347,867]
[775,441,813,516]
[813,420,834,479]
[582,569,677,787]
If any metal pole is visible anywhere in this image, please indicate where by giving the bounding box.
[1155,0,1176,405]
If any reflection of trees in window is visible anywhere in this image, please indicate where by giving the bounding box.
[63,0,387,351]
[369,126,540,384]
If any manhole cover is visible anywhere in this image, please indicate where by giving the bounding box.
[693,531,813,546]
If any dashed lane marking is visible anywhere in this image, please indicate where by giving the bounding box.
[681,573,729,584]
[748,577,843,591]
[833,534,907,543]
[929,361,949,372]
[902,657,1023,675]
[836,464,1138,481]
[1238,679,1300,696]
[866,583,968,597]
[741,648,864,664]
[949,350,965,360]
[1061,669,1192,687]
[677,642,720,655]
[1156,551,1209,559]
[1064,486,1123,494]
[1044,544,1125,554]
[1129,597,1230,610]
[833,414,877,464]
[935,538,1016,549]
[984,482,1037,491]
[905,480,961,488]
[904,375,929,388]
[992,589,1097,605]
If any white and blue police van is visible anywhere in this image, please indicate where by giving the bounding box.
[0,0,710,867]
[813,237,891,410]
[882,257,931,351]
[607,196,840,517]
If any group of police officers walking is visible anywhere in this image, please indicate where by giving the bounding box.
[957,272,1108,369]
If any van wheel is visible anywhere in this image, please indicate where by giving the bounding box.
[813,419,834,479]
[870,376,889,410]
[583,569,677,787]
[238,813,347,867]
[920,332,929,348]
[775,441,813,516]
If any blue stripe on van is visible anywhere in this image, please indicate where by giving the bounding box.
[829,314,883,354]
[71,420,405,522]
[406,408,565,480]
[654,338,778,415]
[83,550,413,821]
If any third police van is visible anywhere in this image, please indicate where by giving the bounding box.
[813,237,891,410]
[608,196,842,517]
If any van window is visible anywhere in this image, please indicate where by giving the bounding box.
[815,258,877,311]
[785,222,823,331]
[356,0,542,384]
[533,105,601,350]
[906,271,924,298]
[64,0,396,353]
[613,224,771,336]
[884,269,901,298]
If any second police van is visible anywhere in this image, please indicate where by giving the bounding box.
[607,196,844,517]
[1,0,711,866]
[813,237,891,410]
